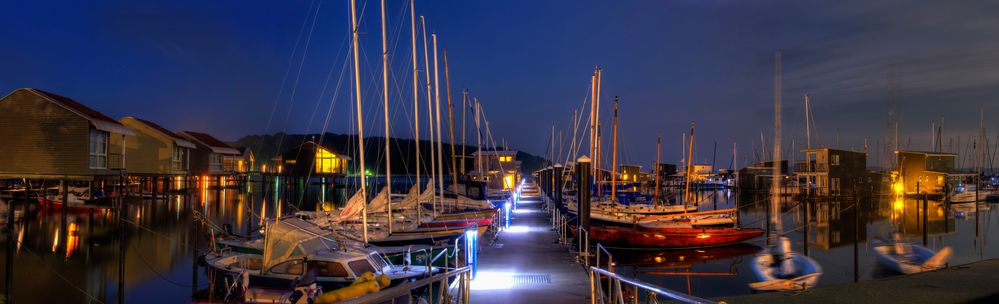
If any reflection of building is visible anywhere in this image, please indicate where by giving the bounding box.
[896,199,955,238]
[0,88,135,179]
[118,117,194,175]
[276,141,350,176]
[470,150,521,190]
[177,131,241,176]
[809,200,870,249]
[895,151,956,195]
[798,148,867,196]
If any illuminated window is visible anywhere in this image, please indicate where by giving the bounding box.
[499,156,512,162]
[315,148,340,174]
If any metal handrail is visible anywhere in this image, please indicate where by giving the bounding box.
[595,243,613,272]
[589,267,717,304]
[577,227,590,266]
[338,266,473,304]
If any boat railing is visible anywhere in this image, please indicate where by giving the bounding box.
[338,266,473,304]
[594,243,613,273]
[589,266,717,304]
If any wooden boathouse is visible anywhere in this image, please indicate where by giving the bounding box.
[0,88,134,180]
[118,117,195,193]
[798,148,868,196]
[895,150,957,195]
[276,140,349,177]
[177,131,240,189]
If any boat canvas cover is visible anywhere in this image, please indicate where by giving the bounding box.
[364,188,392,213]
[339,190,367,219]
[262,218,339,269]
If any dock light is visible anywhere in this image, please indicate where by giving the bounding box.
[465,228,478,279]
[471,271,515,290]
[503,201,512,228]
[893,199,904,211]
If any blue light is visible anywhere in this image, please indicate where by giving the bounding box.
[503,201,512,229]
[465,228,478,279]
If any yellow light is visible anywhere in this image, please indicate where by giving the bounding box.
[696,234,710,239]
[892,182,904,194]
[892,199,904,211]
[503,174,515,190]
[622,174,628,181]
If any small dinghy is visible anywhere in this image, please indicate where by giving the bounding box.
[750,236,822,292]
[872,233,952,274]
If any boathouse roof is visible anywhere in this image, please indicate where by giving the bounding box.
[12,88,134,136]
[177,131,240,155]
[122,117,196,149]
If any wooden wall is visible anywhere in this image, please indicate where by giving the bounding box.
[0,89,90,177]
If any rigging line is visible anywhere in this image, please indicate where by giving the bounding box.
[255,0,320,156]
[120,217,196,252]
[276,0,325,158]
[132,233,206,288]
[300,54,352,207]
[13,236,105,303]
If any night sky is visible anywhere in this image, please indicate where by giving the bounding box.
[4,0,999,169]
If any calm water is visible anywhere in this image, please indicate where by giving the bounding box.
[0,177,357,304]
[3,182,999,302]
[610,190,999,298]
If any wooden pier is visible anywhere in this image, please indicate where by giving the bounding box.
[471,198,591,303]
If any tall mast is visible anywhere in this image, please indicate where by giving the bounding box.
[409,0,421,224]
[594,69,602,199]
[611,96,619,202]
[420,16,437,215]
[432,33,445,209]
[475,98,482,177]
[590,71,598,181]
[684,122,695,211]
[771,51,783,240]
[655,132,661,206]
[805,94,811,150]
[461,89,467,175]
[445,49,458,200]
[381,0,393,233]
[349,0,368,243]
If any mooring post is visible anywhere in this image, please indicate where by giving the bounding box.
[554,164,563,208]
[61,180,68,253]
[576,156,592,246]
[923,192,928,246]
[118,173,126,303]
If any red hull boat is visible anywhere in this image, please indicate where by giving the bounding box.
[418,217,493,229]
[38,198,111,213]
[576,225,764,248]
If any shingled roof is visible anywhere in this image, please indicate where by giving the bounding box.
[177,131,240,155]
[121,117,196,149]
[19,88,134,135]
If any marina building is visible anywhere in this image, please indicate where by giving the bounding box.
[470,150,521,190]
[118,117,194,176]
[798,148,868,196]
[177,131,241,176]
[276,140,350,177]
[895,150,957,195]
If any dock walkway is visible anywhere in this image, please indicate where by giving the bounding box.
[470,198,590,304]
[720,259,999,303]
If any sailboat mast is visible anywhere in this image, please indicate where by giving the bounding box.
[380,0,393,233]
[590,71,598,182]
[684,122,695,210]
[462,89,467,175]
[771,51,783,240]
[432,34,445,209]
[419,16,437,215]
[409,0,421,224]
[349,0,368,243]
[805,94,811,150]
[475,98,482,177]
[611,96,619,202]
[655,132,661,206]
[444,50,458,200]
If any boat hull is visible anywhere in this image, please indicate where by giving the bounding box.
[577,226,764,248]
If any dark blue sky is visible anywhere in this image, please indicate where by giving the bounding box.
[4,0,999,169]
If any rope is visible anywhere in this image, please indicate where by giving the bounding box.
[132,232,208,289]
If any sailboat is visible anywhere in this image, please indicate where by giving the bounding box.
[872,233,951,274]
[751,51,822,292]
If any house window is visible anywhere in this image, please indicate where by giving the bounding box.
[831,155,840,166]
[210,154,224,172]
[315,148,340,174]
[223,155,235,172]
[172,145,186,171]
[89,128,108,169]
[499,156,512,162]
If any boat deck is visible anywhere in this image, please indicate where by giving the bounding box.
[470,197,590,304]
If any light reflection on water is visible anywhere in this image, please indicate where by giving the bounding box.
[1,184,998,302]
[611,189,999,298]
